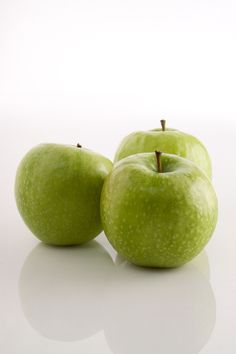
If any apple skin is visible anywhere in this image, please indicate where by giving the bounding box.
[114,128,212,179]
[101,152,218,268]
[15,144,113,245]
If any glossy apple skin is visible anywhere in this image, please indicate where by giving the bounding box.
[114,128,212,179]
[15,144,113,245]
[101,153,218,268]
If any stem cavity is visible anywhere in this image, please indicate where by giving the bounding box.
[77,143,82,148]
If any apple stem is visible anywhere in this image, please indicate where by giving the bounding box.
[155,151,162,173]
[77,143,82,148]
[160,119,166,131]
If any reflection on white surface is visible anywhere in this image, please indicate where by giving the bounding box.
[19,242,215,353]
[105,252,216,354]
[19,241,115,341]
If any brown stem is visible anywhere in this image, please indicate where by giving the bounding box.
[77,143,82,148]
[155,151,162,173]
[160,119,166,131]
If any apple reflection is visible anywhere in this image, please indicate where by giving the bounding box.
[19,240,115,341]
[104,251,216,354]
[19,241,215,352]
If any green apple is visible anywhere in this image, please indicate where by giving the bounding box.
[114,120,212,179]
[15,143,112,245]
[101,151,218,267]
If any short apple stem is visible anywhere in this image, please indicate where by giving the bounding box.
[155,151,162,173]
[160,119,166,131]
[76,143,82,148]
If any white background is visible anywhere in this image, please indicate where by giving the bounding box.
[1,1,236,353]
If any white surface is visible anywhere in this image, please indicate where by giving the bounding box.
[1,119,236,354]
[1,1,236,353]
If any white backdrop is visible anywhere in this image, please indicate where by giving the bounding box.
[1,0,236,117]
